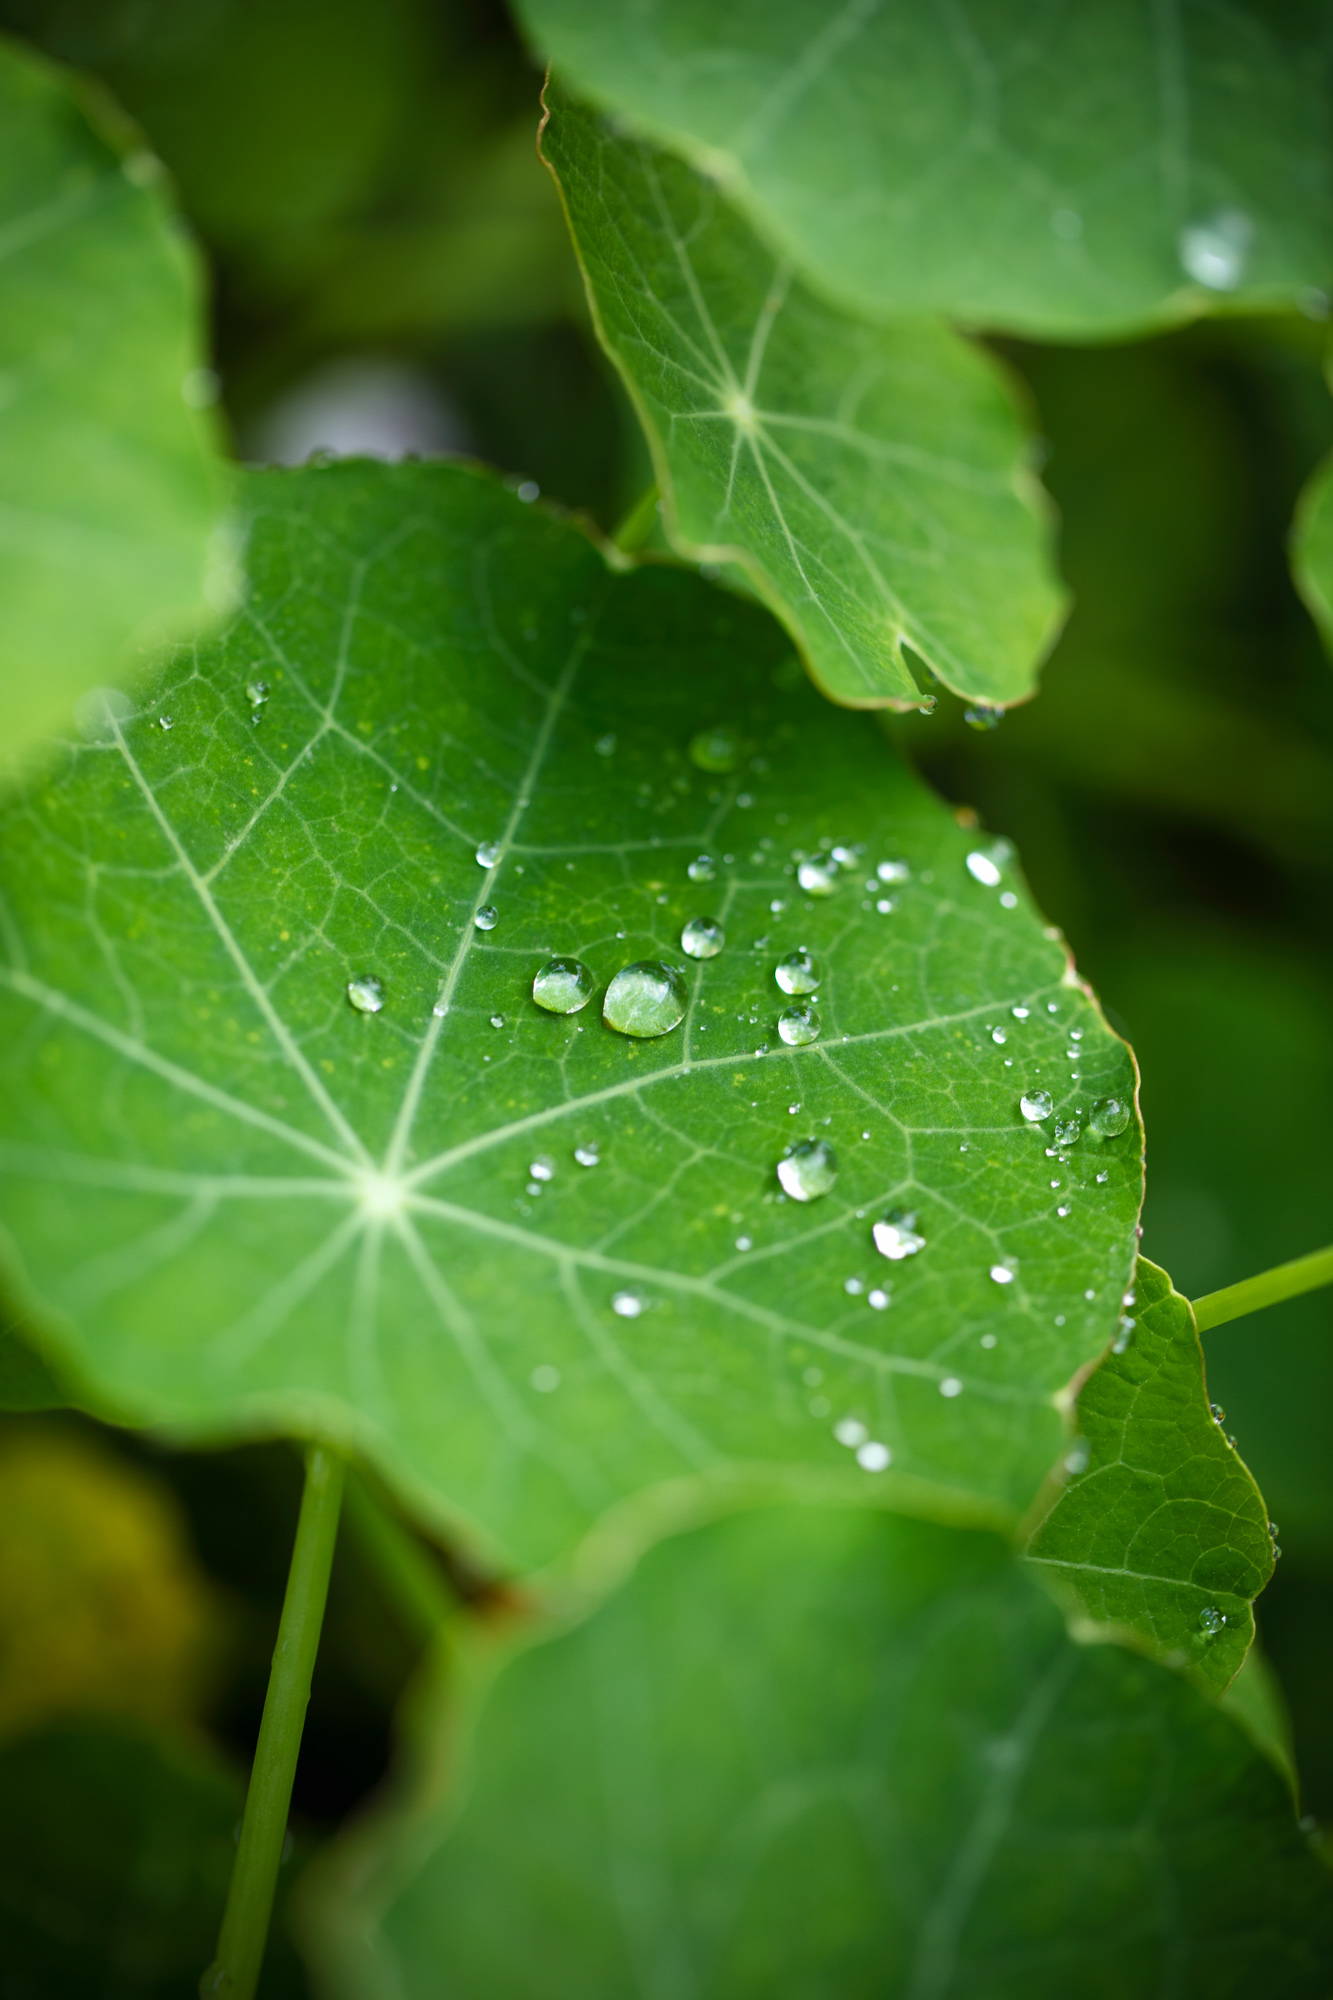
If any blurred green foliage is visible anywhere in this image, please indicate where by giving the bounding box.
[0,4,1329,1982]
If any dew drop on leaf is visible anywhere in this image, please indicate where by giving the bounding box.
[688,724,740,773]
[1088,1095,1131,1139]
[573,1141,600,1168]
[774,949,820,995]
[475,839,501,867]
[346,974,384,1015]
[532,957,594,1015]
[834,1418,867,1448]
[872,1211,925,1261]
[245,679,269,710]
[474,905,499,932]
[776,1138,838,1203]
[611,1289,645,1318]
[686,854,716,883]
[603,961,687,1038]
[1019,1089,1053,1122]
[1178,210,1251,291]
[777,1003,820,1047]
[1053,1115,1081,1145]
[856,1440,891,1471]
[681,916,724,960]
[965,848,1002,887]
[1198,1604,1227,1636]
[876,858,910,884]
[939,1376,964,1398]
[989,1260,1016,1285]
[964,704,1004,731]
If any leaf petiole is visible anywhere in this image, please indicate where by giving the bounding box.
[1193,1245,1333,1333]
[202,1445,345,1999]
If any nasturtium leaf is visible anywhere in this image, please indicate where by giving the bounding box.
[0,39,232,777]
[519,0,1333,339]
[1026,1259,1273,1694]
[541,90,1062,710]
[0,462,1141,1573]
[0,1721,305,1998]
[317,1502,1333,2000]
[1293,447,1333,655]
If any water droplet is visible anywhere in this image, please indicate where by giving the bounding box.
[1011,1005,1030,1021]
[529,1157,555,1183]
[475,839,501,868]
[346,975,384,1015]
[775,949,820,995]
[917,694,938,715]
[867,1288,889,1310]
[990,1026,1007,1045]
[1198,1604,1226,1636]
[245,680,269,714]
[1055,1203,1071,1218]
[603,961,687,1038]
[939,1376,964,1398]
[735,1234,752,1252]
[1064,1437,1091,1475]
[872,1210,925,1261]
[594,732,617,757]
[989,1260,1016,1285]
[777,1003,820,1047]
[573,1141,600,1168]
[966,848,1003,888]
[489,1014,505,1029]
[681,916,725,959]
[157,714,174,731]
[876,859,910,885]
[797,854,838,897]
[1179,210,1251,292]
[964,704,1004,731]
[474,905,499,932]
[1019,1090,1054,1123]
[688,724,741,773]
[843,1276,864,1296]
[1088,1095,1131,1139]
[611,1289,645,1318]
[834,1418,868,1448]
[1053,1116,1081,1146]
[1210,1401,1226,1426]
[856,1440,892,1472]
[687,854,716,883]
[1112,1315,1135,1353]
[776,1138,838,1203]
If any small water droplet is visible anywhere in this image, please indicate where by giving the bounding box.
[1011,1005,1030,1021]
[735,1234,753,1251]
[867,1288,889,1310]
[856,1440,892,1472]
[964,704,1004,731]
[529,1157,555,1183]
[594,732,617,757]
[475,839,501,868]
[777,1003,820,1047]
[687,854,716,883]
[775,949,820,995]
[989,1260,1016,1285]
[346,975,384,1015]
[876,859,910,885]
[681,916,725,959]
[776,1138,838,1203]
[917,693,938,715]
[1053,1115,1081,1146]
[157,714,174,731]
[991,1025,1007,1045]
[489,1013,505,1029]
[689,724,741,773]
[1179,210,1251,292]
[872,1210,925,1261]
[966,848,1003,888]
[1064,1437,1091,1475]
[603,961,687,1038]
[1088,1095,1131,1139]
[1055,1202,1071,1218]
[797,854,839,897]
[1112,1315,1135,1353]
[246,679,269,709]
[1198,1604,1226,1636]
[611,1289,645,1318]
[1019,1089,1054,1123]
[474,905,499,932]
[834,1418,868,1448]
[1210,1401,1226,1426]
[939,1375,964,1398]
[843,1276,865,1296]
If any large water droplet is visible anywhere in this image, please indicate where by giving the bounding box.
[532,957,594,1014]
[346,975,384,1015]
[475,839,501,868]
[603,961,687,1038]
[872,1211,925,1261]
[989,1260,1016,1285]
[681,916,725,960]
[796,854,838,897]
[777,1003,820,1047]
[573,1141,600,1168]
[688,724,741,773]
[964,704,1004,731]
[474,905,499,932]
[1179,210,1251,292]
[1088,1095,1131,1139]
[776,1138,838,1203]
[965,848,1003,887]
[775,949,820,995]
[1019,1089,1053,1123]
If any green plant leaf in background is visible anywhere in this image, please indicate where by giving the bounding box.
[519,0,1333,339]
[1026,1258,1273,1694]
[0,39,232,778]
[0,461,1142,1574]
[542,89,1062,709]
[315,1501,1333,2000]
[1293,445,1333,655]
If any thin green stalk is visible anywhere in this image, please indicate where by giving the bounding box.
[203,1446,345,1999]
[1193,1244,1333,1333]
[613,482,660,553]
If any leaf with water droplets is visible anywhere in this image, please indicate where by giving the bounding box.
[521,0,1333,338]
[0,41,232,780]
[540,88,1063,709]
[317,1500,1333,1998]
[1027,1259,1274,1694]
[0,461,1142,1571]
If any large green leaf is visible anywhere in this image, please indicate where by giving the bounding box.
[1293,446,1333,656]
[542,90,1062,709]
[0,39,232,776]
[1026,1258,1273,1694]
[315,1501,1333,1999]
[518,0,1333,340]
[0,462,1141,1572]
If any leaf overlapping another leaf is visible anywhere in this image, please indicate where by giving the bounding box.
[543,89,1063,709]
[0,461,1142,1574]
[520,0,1333,339]
[0,39,233,777]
